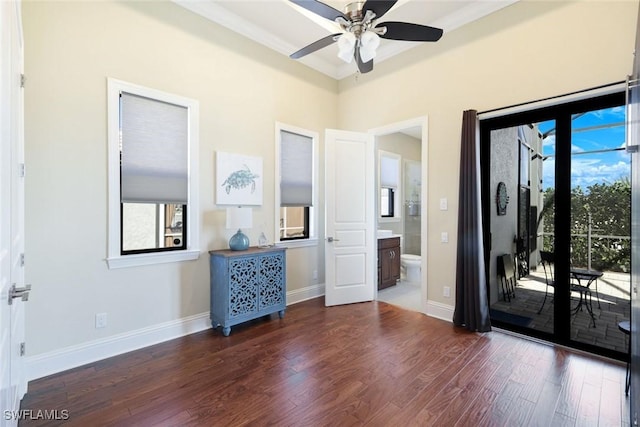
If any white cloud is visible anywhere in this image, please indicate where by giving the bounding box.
[541,158,630,190]
[571,159,630,188]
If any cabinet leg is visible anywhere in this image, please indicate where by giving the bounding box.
[222,326,231,336]
[278,310,285,319]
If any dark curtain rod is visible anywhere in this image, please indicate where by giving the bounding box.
[477,80,626,116]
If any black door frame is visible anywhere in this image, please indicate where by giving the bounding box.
[480,91,626,360]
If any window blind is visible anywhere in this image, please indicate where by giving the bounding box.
[280,130,313,207]
[120,92,188,204]
[380,155,399,189]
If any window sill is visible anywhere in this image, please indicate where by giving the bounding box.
[107,249,200,269]
[275,237,319,249]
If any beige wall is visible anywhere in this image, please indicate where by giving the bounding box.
[22,0,637,359]
[338,0,637,307]
[23,0,337,356]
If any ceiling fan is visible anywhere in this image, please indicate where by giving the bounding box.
[289,0,444,74]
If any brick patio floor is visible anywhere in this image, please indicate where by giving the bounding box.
[491,268,631,353]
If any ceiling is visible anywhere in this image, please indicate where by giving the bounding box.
[173,0,519,80]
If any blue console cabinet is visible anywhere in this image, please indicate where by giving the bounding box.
[209,246,286,336]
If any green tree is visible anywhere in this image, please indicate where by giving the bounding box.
[539,180,630,272]
[572,180,631,271]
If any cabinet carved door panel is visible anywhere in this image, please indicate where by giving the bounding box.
[229,258,258,318]
[259,252,285,310]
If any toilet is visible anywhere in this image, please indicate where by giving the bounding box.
[400,254,421,284]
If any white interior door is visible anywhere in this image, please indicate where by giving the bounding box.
[324,129,375,306]
[1,1,28,423]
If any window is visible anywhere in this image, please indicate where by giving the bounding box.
[380,187,395,217]
[121,203,185,253]
[275,123,317,247]
[107,79,199,268]
[379,151,401,219]
[280,206,309,240]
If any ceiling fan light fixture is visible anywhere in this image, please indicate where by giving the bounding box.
[288,0,444,74]
[359,31,380,63]
[337,32,356,63]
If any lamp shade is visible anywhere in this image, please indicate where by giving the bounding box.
[360,31,380,63]
[226,207,252,230]
[337,32,356,63]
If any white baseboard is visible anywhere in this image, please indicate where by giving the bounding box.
[26,312,212,381]
[29,284,459,382]
[286,283,325,305]
[426,300,454,323]
[26,285,327,381]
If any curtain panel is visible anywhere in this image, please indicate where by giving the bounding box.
[453,110,491,332]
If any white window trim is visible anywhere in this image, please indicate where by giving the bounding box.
[274,122,318,249]
[106,78,200,268]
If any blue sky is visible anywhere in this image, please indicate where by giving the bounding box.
[538,106,629,190]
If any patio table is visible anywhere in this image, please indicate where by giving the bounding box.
[570,268,603,327]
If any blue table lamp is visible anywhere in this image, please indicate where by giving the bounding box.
[226,206,252,251]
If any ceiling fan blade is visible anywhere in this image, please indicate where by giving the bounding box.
[289,0,347,22]
[377,21,443,42]
[362,0,397,20]
[290,33,341,59]
[355,46,374,74]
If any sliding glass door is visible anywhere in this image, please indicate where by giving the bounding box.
[480,90,630,360]
[484,120,556,336]
[568,106,630,352]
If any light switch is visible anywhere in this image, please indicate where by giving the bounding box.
[440,198,448,211]
[441,232,448,243]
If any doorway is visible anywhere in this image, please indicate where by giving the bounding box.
[481,90,630,360]
[370,117,428,313]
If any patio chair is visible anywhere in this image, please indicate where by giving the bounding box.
[537,251,555,313]
[618,320,630,396]
[498,254,516,302]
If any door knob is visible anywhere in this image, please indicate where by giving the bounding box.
[327,237,340,242]
[8,284,31,305]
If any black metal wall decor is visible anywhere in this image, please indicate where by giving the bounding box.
[496,181,509,216]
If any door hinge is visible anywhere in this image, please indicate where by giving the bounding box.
[20,74,25,88]
[20,253,24,267]
[20,342,25,356]
[19,163,25,178]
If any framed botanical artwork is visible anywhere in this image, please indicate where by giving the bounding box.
[216,151,263,206]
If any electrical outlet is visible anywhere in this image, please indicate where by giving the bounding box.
[95,313,107,329]
[441,232,449,243]
[443,286,451,298]
[440,198,448,211]
[312,270,318,280]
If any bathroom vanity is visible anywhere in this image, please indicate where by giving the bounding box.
[378,236,401,290]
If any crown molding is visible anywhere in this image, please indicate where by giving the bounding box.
[173,0,520,81]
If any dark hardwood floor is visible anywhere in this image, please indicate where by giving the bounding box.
[20,298,630,426]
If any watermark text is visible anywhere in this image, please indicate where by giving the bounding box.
[4,409,69,421]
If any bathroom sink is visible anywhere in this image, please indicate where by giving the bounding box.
[377,229,393,238]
